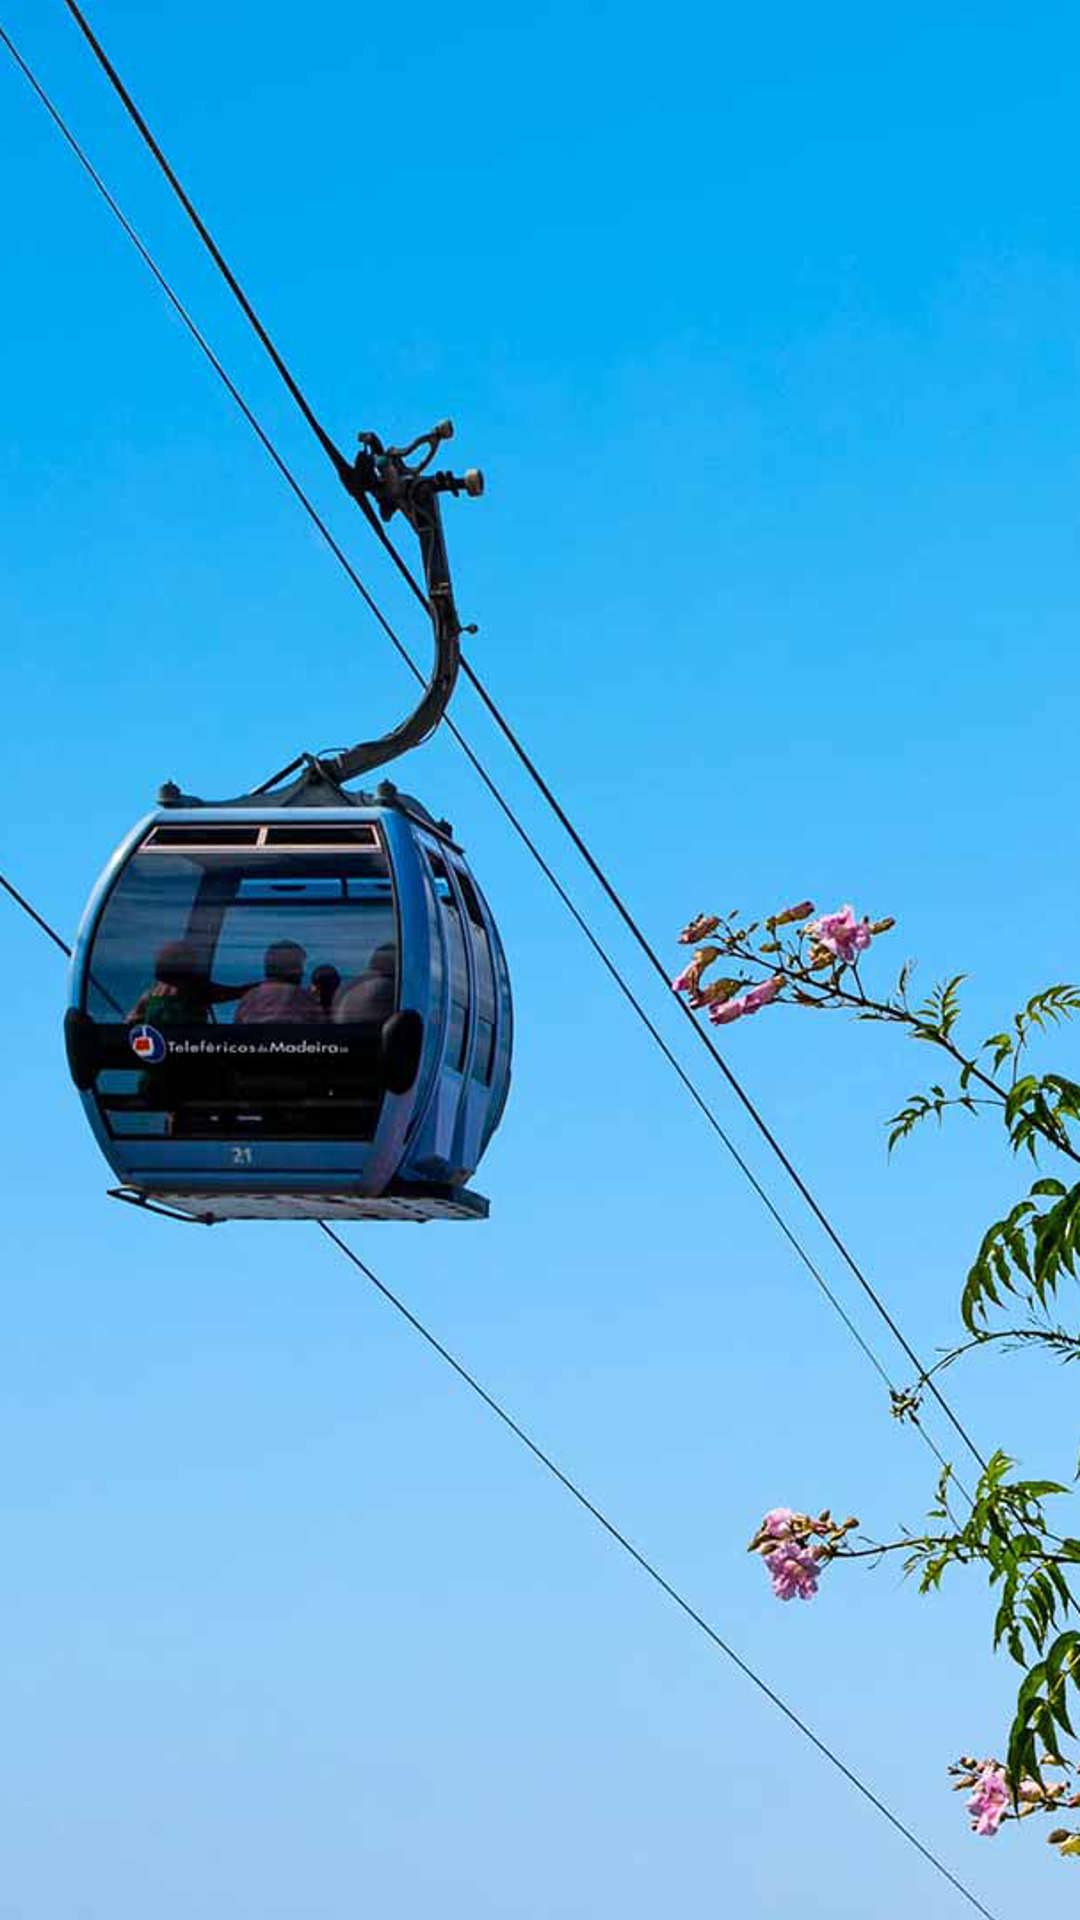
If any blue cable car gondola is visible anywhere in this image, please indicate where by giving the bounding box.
[64,423,513,1223]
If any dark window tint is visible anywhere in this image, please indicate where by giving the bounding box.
[491,924,513,1061]
[454,866,497,1083]
[426,852,469,1071]
[83,846,398,1140]
[87,850,397,1025]
[86,854,202,1020]
[419,858,445,1037]
[208,881,396,1019]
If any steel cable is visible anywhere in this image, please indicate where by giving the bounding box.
[3,13,981,1478]
[319,1223,996,1919]
[0,857,1013,1915]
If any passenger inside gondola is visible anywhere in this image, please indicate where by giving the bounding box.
[234,941,323,1024]
[127,939,255,1025]
[332,942,397,1023]
[311,963,341,1016]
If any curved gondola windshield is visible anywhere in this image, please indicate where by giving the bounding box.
[83,827,399,1140]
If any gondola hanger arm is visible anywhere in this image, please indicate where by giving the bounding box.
[321,419,484,785]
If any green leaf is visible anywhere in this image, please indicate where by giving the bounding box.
[913,975,967,1041]
[961,1182,1080,1328]
[1022,987,1080,1030]
[984,1030,1015,1072]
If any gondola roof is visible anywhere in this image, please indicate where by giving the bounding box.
[156,760,460,848]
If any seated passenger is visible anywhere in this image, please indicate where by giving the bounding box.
[311,963,341,1017]
[128,939,255,1024]
[332,943,397,1023]
[234,941,322,1024]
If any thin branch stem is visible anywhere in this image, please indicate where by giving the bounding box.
[705,932,1080,1165]
[908,1327,1080,1394]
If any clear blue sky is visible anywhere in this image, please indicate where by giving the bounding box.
[2,3,1078,1914]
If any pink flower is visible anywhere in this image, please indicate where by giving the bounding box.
[766,1539,821,1602]
[696,977,747,1010]
[673,945,721,997]
[806,904,872,967]
[743,975,783,1014]
[761,1508,796,1538]
[709,994,748,1025]
[708,976,784,1026]
[968,1764,1010,1837]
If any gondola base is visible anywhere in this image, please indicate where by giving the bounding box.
[108,1182,490,1225]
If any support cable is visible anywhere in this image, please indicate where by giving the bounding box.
[59,1,342,472]
[0,26,915,1422]
[0,849,1005,1915]
[0,873,72,958]
[320,1224,996,1920]
[3,16,981,1479]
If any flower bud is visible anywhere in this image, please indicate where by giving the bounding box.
[695,976,746,1006]
[679,914,720,945]
[870,917,896,935]
[672,945,721,995]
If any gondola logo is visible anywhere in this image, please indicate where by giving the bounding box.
[129,1024,167,1064]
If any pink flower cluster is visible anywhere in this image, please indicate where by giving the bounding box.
[708,974,783,1027]
[674,896,895,1039]
[753,1508,824,1602]
[968,1764,1010,1837]
[951,1754,1080,1852]
[768,1539,822,1601]
[807,904,872,967]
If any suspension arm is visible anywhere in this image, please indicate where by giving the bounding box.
[323,421,483,784]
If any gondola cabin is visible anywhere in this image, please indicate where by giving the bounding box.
[64,786,512,1222]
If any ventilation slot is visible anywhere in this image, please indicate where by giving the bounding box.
[144,827,261,848]
[262,826,379,847]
